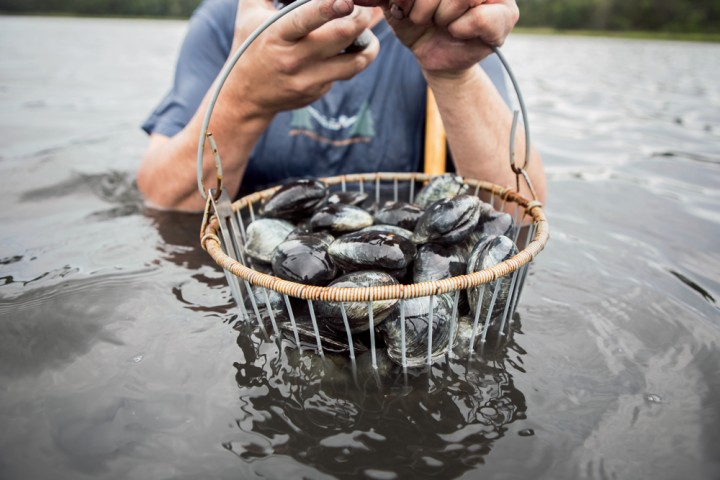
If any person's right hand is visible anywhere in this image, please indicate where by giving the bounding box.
[226,0,380,117]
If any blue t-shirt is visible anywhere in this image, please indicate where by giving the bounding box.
[142,0,510,195]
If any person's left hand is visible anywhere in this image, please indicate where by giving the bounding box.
[359,0,518,76]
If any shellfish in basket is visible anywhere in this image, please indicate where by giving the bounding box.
[378,294,456,367]
[259,178,327,219]
[328,230,416,278]
[467,235,519,323]
[412,194,483,245]
[202,174,547,368]
[271,235,337,286]
[316,271,399,334]
[413,173,468,208]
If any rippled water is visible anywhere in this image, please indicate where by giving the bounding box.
[1,16,719,480]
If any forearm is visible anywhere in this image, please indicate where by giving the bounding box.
[424,66,546,205]
[137,80,273,212]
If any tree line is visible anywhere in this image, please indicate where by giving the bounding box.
[0,0,202,18]
[1,0,719,32]
[520,0,720,33]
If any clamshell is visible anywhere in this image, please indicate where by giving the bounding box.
[259,178,328,220]
[328,230,416,274]
[271,235,338,286]
[316,271,399,334]
[379,294,456,367]
[412,195,482,246]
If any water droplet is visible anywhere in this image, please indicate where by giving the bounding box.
[132,355,144,363]
[518,428,535,437]
[644,393,663,404]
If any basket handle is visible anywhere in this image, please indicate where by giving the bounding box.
[196,0,537,201]
[492,47,537,201]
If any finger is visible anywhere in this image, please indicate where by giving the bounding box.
[284,35,379,93]
[321,33,380,79]
[237,0,275,13]
[447,2,518,45]
[433,0,485,28]
[353,0,385,6]
[387,0,414,19]
[280,0,355,41]
[406,0,441,26]
[343,28,374,53]
[304,7,375,58]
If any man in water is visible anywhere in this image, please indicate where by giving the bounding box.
[138,0,546,211]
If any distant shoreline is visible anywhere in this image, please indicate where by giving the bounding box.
[0,11,187,21]
[514,27,720,43]
[2,12,719,43]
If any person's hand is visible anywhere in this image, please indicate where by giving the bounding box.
[364,0,518,77]
[226,0,379,117]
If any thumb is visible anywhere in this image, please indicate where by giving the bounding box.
[278,0,356,42]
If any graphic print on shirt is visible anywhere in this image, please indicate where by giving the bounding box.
[289,101,375,146]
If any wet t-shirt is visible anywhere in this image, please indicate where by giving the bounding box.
[142,0,510,196]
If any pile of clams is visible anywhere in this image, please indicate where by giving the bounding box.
[241,175,521,366]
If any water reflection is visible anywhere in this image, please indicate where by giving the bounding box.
[146,208,220,271]
[227,317,528,478]
[146,208,234,315]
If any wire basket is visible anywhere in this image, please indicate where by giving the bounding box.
[195,0,550,368]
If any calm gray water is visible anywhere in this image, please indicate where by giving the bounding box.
[1,15,719,480]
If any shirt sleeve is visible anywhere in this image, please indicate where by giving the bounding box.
[141,0,236,137]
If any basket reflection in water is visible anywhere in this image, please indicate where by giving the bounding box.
[200,172,549,368]
[225,318,529,476]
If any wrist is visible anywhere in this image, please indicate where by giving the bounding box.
[220,79,276,128]
[422,66,479,91]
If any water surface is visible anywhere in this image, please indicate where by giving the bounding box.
[1,16,719,480]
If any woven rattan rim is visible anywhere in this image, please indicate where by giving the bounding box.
[201,172,549,302]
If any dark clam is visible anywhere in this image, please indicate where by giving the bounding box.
[243,218,294,264]
[467,235,518,322]
[260,178,328,220]
[286,228,335,246]
[278,315,369,354]
[412,194,482,246]
[379,294,456,367]
[271,235,338,286]
[465,233,493,272]
[309,203,374,233]
[460,205,513,257]
[414,242,472,315]
[326,190,369,207]
[316,271,399,334]
[476,207,514,237]
[373,201,424,231]
[328,230,416,275]
[244,284,288,324]
[414,174,468,209]
[413,243,467,283]
[359,224,414,242]
[451,314,476,356]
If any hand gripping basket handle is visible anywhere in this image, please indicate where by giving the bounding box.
[195,0,537,202]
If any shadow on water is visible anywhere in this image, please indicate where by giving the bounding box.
[225,317,528,478]
[147,208,219,272]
